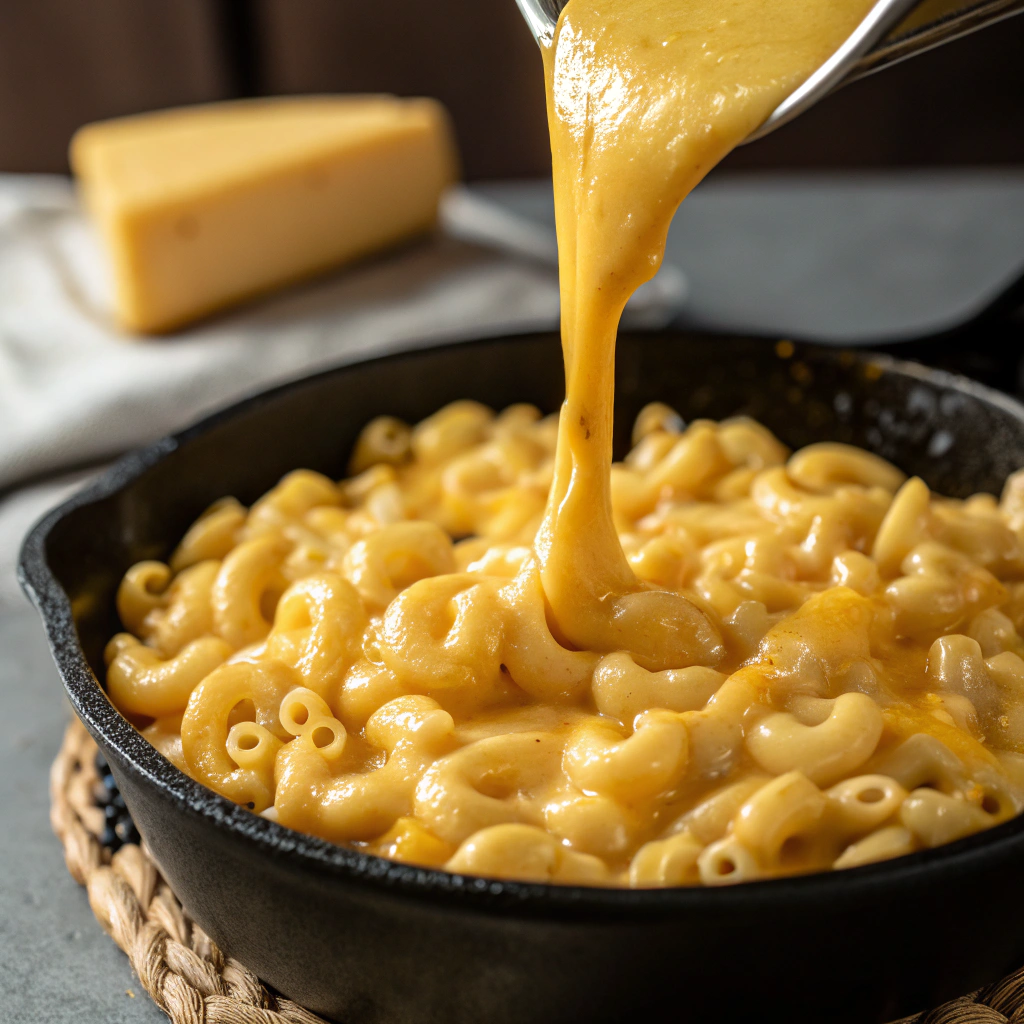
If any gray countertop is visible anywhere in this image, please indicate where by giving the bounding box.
[0,478,165,1023]
[2,173,1023,1022]
[477,171,1024,343]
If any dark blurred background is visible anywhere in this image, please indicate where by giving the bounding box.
[2,0,1023,180]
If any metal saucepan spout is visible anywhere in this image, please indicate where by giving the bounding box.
[515,0,1024,142]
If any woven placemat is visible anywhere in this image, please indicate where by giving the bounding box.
[50,718,1024,1024]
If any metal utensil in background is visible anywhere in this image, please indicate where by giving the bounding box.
[514,0,1024,143]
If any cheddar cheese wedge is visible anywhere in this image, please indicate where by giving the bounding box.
[71,96,458,333]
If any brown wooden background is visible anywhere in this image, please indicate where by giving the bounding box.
[1,0,1022,180]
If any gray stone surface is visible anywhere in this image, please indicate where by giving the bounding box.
[0,478,165,1022]
[0,614,164,1023]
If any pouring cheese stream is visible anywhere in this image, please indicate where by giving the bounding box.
[537,0,876,667]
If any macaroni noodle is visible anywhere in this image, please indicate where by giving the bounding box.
[106,405,1024,885]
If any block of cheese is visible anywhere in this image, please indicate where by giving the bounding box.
[71,96,459,334]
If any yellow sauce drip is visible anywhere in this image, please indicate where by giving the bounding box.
[538,0,876,666]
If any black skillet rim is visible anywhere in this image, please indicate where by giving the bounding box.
[19,330,1024,920]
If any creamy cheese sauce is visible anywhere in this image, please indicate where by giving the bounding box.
[538,0,876,668]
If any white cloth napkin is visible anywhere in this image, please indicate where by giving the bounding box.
[0,175,687,497]
[0,178,547,494]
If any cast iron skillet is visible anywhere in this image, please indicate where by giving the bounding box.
[19,331,1024,1024]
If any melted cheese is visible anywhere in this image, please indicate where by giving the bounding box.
[538,0,876,670]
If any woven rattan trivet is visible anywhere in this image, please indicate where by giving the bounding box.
[51,718,1024,1024]
[51,719,327,1024]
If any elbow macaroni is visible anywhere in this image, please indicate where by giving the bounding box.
[106,401,1024,886]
